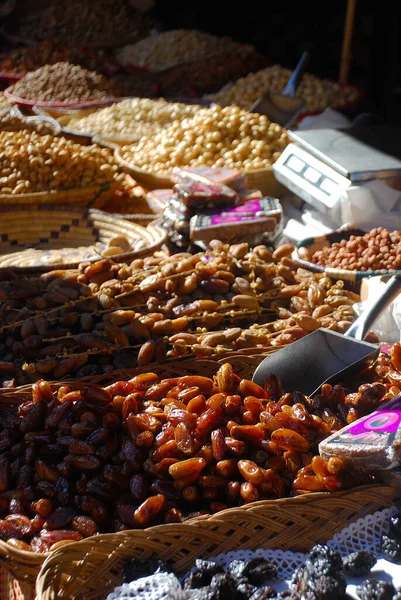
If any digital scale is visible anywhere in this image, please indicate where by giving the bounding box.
[273,125,401,217]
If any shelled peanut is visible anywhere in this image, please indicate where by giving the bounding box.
[206,64,362,113]
[0,241,363,386]
[0,130,121,194]
[0,362,387,552]
[120,105,289,173]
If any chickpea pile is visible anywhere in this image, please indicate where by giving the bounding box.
[116,29,248,72]
[308,227,401,272]
[121,105,289,174]
[9,63,118,104]
[0,130,120,194]
[66,98,202,140]
[206,64,362,113]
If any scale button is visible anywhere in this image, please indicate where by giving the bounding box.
[287,155,305,173]
[304,167,321,183]
[320,178,338,194]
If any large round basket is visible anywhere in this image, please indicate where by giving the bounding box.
[115,150,174,189]
[292,228,401,292]
[33,485,397,600]
[0,206,167,273]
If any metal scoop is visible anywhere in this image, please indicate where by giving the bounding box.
[253,275,401,396]
[249,51,310,128]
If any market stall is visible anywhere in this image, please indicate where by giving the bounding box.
[0,6,400,600]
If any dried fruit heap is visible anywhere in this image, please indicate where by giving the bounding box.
[0,241,363,387]
[0,360,398,553]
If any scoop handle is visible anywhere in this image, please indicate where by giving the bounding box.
[345,275,401,341]
[282,51,310,97]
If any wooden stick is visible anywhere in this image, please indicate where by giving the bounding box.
[339,0,357,83]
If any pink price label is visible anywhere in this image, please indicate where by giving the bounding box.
[210,213,261,225]
[347,396,401,435]
[229,200,262,213]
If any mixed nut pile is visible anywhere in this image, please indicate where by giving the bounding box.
[0,129,120,194]
[0,241,365,386]
[8,63,120,104]
[206,64,362,113]
[121,105,289,174]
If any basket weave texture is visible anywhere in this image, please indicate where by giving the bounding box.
[35,485,397,600]
[0,206,167,273]
[0,182,118,210]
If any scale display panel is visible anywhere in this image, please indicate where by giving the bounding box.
[273,126,401,214]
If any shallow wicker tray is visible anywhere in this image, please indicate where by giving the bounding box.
[0,206,167,273]
[115,150,287,196]
[34,485,397,600]
[292,228,401,291]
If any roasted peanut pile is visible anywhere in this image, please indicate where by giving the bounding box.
[3,358,394,552]
[0,94,12,110]
[17,0,155,47]
[115,30,248,72]
[0,130,120,194]
[9,63,119,104]
[206,64,362,113]
[66,98,202,140]
[306,227,401,272]
[121,105,289,174]
[0,241,363,386]
[0,41,116,76]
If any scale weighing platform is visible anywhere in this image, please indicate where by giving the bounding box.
[273,125,401,216]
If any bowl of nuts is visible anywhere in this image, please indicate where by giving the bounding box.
[293,227,401,289]
[116,104,290,195]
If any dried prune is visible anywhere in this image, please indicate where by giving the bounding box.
[356,578,396,600]
[381,535,401,563]
[242,557,278,585]
[342,550,377,576]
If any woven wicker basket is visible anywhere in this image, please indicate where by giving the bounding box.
[115,151,173,190]
[34,485,397,600]
[0,181,118,210]
[0,206,167,273]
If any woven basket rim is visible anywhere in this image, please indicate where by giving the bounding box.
[0,207,168,272]
[33,483,396,600]
[0,483,391,566]
[4,86,130,109]
[115,150,174,187]
[0,182,113,202]
[293,227,401,282]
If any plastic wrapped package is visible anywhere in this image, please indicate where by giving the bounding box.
[319,395,401,471]
[189,212,279,245]
[173,181,238,209]
[172,165,246,192]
